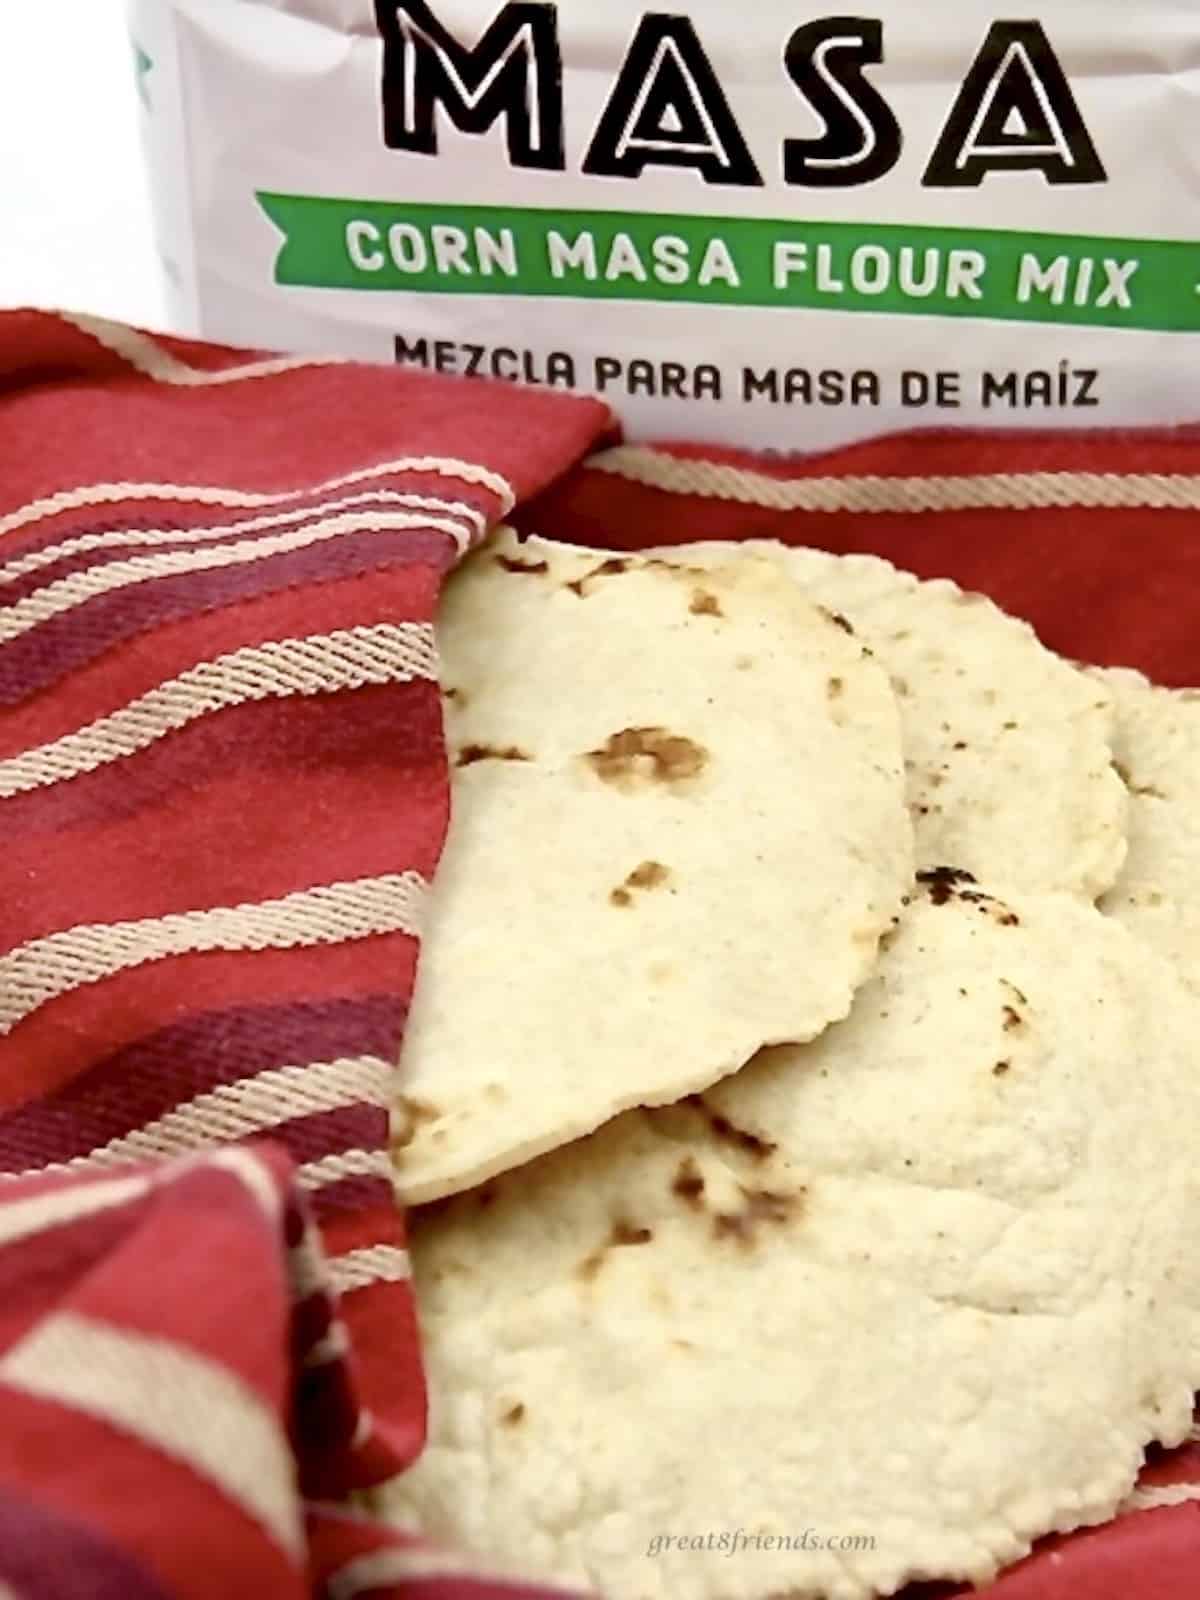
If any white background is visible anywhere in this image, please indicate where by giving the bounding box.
[0,2,167,327]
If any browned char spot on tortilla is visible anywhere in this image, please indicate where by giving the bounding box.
[646,558,707,577]
[585,729,708,788]
[611,1220,654,1247]
[577,1218,654,1282]
[501,1402,526,1425]
[566,557,631,596]
[456,744,532,767]
[610,861,671,909]
[919,868,1022,926]
[496,554,550,575]
[689,588,723,618]
[671,1157,706,1207]
[628,861,670,890]
[713,1185,804,1246]
[917,866,979,906]
[820,607,856,636]
[687,1095,778,1162]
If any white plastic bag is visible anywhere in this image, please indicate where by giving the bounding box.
[130,1,1200,447]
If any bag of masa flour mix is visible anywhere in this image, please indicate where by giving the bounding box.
[129,0,1200,448]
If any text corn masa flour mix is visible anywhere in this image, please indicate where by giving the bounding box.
[130,0,1200,448]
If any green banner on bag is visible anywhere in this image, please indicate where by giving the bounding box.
[257,192,1200,334]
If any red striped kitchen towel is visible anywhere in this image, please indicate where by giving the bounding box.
[0,309,610,1600]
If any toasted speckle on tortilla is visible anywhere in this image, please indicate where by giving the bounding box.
[583,727,708,788]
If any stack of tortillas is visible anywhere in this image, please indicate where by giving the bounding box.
[382,529,1200,1600]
